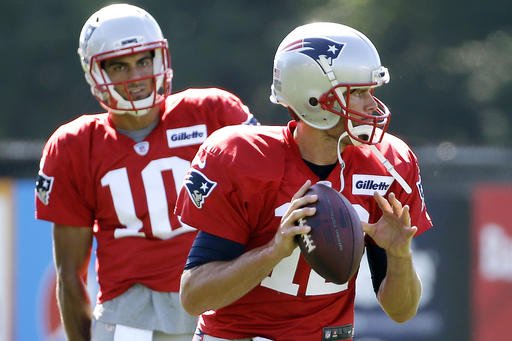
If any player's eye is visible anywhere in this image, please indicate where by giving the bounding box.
[106,63,126,73]
[351,89,370,97]
[138,57,153,68]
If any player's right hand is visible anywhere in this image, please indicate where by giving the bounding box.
[271,180,317,259]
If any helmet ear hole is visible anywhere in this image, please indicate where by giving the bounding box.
[308,97,319,106]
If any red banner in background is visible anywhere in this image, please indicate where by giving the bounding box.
[472,184,512,341]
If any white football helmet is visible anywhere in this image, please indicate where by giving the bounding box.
[270,22,391,144]
[77,4,172,116]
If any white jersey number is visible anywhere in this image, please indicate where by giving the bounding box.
[261,202,369,296]
[101,156,195,239]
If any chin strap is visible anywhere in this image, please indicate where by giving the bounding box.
[369,144,412,194]
[336,133,346,192]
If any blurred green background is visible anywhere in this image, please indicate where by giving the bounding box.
[1,1,512,340]
[1,0,511,147]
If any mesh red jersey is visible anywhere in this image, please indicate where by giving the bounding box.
[35,88,256,303]
[176,121,433,340]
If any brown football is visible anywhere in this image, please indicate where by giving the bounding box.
[296,183,365,284]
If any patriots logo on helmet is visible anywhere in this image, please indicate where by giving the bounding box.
[282,37,344,74]
[83,25,96,44]
[80,24,96,63]
[184,169,217,209]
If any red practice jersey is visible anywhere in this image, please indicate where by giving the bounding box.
[176,121,433,340]
[35,88,256,303]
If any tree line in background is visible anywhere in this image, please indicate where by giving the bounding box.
[1,0,511,146]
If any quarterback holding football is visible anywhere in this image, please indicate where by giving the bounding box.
[177,22,433,340]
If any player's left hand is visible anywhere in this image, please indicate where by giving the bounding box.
[362,192,417,258]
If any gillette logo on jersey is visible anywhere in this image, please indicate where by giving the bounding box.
[167,124,207,148]
[352,175,394,196]
[184,169,217,208]
[282,37,344,74]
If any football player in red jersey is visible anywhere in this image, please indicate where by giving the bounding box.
[176,22,433,340]
[34,4,257,341]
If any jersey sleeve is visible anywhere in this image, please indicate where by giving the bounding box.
[398,149,433,235]
[203,88,259,126]
[176,125,283,245]
[377,134,433,236]
[35,124,95,227]
[176,143,250,244]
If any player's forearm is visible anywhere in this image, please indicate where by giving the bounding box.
[377,254,422,323]
[56,276,92,340]
[180,243,283,316]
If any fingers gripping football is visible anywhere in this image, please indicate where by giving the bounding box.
[295,183,365,284]
[273,180,317,259]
